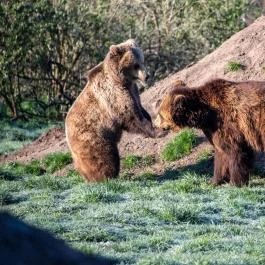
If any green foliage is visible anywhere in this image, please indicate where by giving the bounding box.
[0,151,72,179]
[226,61,245,72]
[122,155,154,170]
[0,0,118,119]
[161,172,212,194]
[157,205,202,224]
[24,174,72,191]
[2,161,43,176]
[122,155,142,170]
[0,0,262,119]
[161,129,196,161]
[42,152,72,173]
[138,172,157,180]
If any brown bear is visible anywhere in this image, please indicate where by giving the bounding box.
[155,79,265,186]
[65,39,155,181]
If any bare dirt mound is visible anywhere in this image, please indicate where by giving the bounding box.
[1,16,265,172]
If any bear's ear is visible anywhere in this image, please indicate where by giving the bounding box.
[123,39,136,47]
[171,94,187,118]
[119,51,132,70]
[85,62,103,81]
[109,39,136,57]
[109,45,125,57]
[173,94,186,108]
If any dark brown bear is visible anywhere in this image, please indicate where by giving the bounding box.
[65,40,154,181]
[155,79,265,186]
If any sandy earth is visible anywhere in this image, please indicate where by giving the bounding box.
[1,16,265,174]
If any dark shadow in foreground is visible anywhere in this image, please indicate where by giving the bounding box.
[0,212,117,265]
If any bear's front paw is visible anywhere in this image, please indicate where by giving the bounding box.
[208,178,220,186]
[209,177,228,186]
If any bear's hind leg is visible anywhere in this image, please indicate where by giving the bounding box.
[228,144,254,187]
[75,156,119,181]
[211,150,230,185]
[74,145,120,181]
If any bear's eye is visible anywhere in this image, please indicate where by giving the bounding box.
[134,64,140,70]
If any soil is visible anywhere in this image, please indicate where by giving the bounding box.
[1,16,265,175]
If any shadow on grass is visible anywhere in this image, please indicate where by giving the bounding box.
[0,169,22,181]
[0,192,26,206]
[156,156,214,182]
[155,151,265,184]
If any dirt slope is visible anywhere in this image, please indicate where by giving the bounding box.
[1,16,265,169]
[141,15,265,114]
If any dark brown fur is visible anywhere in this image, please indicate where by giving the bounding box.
[155,79,265,186]
[65,40,154,181]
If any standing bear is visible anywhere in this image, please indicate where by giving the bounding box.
[66,39,154,181]
[155,79,265,186]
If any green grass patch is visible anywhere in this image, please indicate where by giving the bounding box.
[0,152,72,176]
[160,172,213,194]
[225,61,245,72]
[137,172,157,180]
[157,205,202,224]
[24,174,72,191]
[122,155,142,169]
[161,129,196,161]
[122,155,154,170]
[1,160,43,176]
[42,152,72,173]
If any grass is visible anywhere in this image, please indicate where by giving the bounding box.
[1,120,265,264]
[122,155,154,170]
[197,148,213,162]
[225,61,245,72]
[43,152,72,173]
[1,152,72,176]
[161,129,196,161]
[2,163,265,265]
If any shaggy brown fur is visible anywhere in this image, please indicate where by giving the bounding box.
[65,39,154,181]
[155,79,265,186]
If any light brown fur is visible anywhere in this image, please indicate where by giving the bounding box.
[65,40,154,181]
